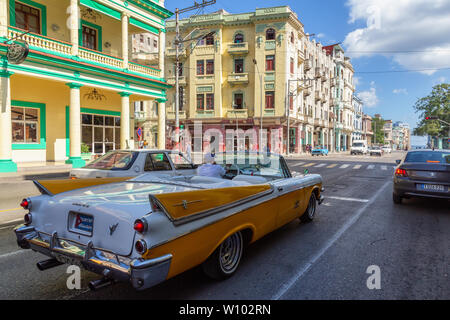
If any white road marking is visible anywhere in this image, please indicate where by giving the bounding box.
[367,165,375,169]
[272,180,391,300]
[327,196,369,203]
[291,162,305,167]
[353,165,362,169]
[339,164,349,169]
[0,250,26,259]
[314,163,326,168]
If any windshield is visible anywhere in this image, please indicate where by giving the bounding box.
[405,151,450,164]
[215,153,287,179]
[352,143,364,147]
[84,151,138,170]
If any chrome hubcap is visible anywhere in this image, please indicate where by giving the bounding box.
[219,232,242,274]
[307,195,316,219]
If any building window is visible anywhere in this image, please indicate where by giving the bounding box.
[206,94,214,110]
[233,93,244,109]
[234,33,244,43]
[196,60,204,75]
[290,32,295,44]
[290,57,294,74]
[196,94,204,110]
[206,59,214,74]
[153,39,158,48]
[265,91,274,109]
[235,58,244,73]
[11,107,39,143]
[266,55,275,71]
[266,28,276,40]
[82,25,97,50]
[178,62,183,76]
[81,113,121,154]
[289,94,294,110]
[205,33,214,45]
[178,87,184,110]
[15,2,41,34]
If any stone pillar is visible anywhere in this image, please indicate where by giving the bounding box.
[119,92,131,149]
[69,0,79,55]
[0,70,17,172]
[156,98,166,149]
[158,31,165,76]
[121,13,129,69]
[65,83,85,168]
[0,0,8,38]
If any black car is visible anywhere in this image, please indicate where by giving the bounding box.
[393,149,450,204]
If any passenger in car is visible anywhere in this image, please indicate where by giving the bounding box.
[197,153,226,178]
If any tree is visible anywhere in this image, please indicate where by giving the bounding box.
[413,83,450,137]
[372,116,385,145]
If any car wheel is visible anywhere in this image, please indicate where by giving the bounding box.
[393,193,402,204]
[202,231,243,280]
[300,192,317,223]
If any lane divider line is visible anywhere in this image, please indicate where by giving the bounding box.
[0,207,22,213]
[0,250,26,260]
[327,196,369,203]
[272,180,391,300]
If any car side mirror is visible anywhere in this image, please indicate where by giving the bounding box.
[395,160,401,165]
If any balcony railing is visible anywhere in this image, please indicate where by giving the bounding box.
[167,76,187,86]
[228,73,249,85]
[227,109,248,119]
[227,42,249,55]
[167,110,187,120]
[315,90,321,101]
[304,59,312,71]
[8,27,161,78]
[165,48,187,59]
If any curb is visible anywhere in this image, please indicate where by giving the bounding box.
[0,218,23,229]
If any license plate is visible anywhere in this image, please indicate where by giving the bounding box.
[53,253,83,268]
[74,213,94,234]
[416,184,447,192]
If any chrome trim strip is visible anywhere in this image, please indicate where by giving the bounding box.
[130,254,172,269]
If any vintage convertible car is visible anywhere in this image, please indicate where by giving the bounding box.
[14,153,324,291]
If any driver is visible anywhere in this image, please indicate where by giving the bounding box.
[197,153,226,178]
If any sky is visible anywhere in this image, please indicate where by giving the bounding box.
[163,0,450,145]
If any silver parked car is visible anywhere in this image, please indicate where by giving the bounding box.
[70,150,197,179]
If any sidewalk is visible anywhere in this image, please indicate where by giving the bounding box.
[0,162,71,182]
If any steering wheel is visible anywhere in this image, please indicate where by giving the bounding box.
[223,163,241,179]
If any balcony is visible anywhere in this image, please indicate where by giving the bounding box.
[315,90,321,101]
[167,76,187,86]
[315,68,321,78]
[228,73,249,85]
[227,42,249,55]
[303,87,312,96]
[165,48,187,59]
[134,111,158,121]
[227,109,249,119]
[166,110,187,120]
[304,59,312,71]
[298,50,305,63]
[8,27,161,79]
[330,78,337,87]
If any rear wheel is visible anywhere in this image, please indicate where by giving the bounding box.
[300,192,317,223]
[393,193,402,204]
[202,231,243,280]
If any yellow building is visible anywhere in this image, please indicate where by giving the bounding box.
[164,7,356,154]
[0,0,172,172]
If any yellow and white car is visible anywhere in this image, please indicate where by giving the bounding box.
[14,152,324,291]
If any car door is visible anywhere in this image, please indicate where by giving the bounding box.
[143,152,177,178]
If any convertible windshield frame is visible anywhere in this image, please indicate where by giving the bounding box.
[83,151,139,170]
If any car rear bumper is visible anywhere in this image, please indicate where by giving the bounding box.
[14,225,172,291]
[394,178,450,200]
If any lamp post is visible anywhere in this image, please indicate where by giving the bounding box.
[252,59,263,153]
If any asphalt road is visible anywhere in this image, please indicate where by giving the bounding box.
[0,154,448,300]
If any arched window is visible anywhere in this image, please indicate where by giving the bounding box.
[266,28,276,40]
[234,33,244,43]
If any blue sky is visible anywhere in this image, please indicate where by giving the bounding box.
[164,0,450,145]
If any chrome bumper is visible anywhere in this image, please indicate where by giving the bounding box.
[14,225,172,291]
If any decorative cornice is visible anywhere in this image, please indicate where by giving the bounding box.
[66,82,84,89]
[119,91,132,97]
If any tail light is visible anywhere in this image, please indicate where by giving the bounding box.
[24,213,32,225]
[20,198,31,209]
[135,239,147,254]
[395,168,408,177]
[134,218,148,233]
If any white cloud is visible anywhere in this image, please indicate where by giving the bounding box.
[393,88,408,94]
[433,76,446,84]
[353,76,361,88]
[343,0,450,75]
[357,82,379,107]
[316,33,326,39]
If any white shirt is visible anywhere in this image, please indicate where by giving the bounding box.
[197,163,226,178]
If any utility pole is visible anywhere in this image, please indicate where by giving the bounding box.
[174,0,216,151]
[252,59,263,153]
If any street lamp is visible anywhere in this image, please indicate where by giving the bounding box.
[252,59,263,153]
